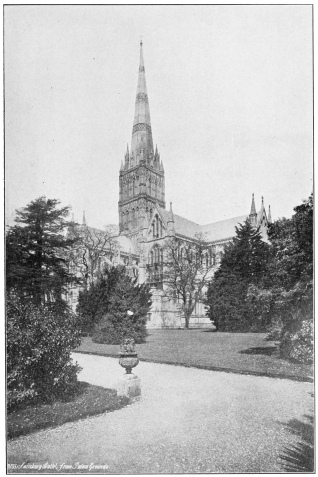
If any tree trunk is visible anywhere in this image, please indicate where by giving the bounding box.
[184,313,190,329]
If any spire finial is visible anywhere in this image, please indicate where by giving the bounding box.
[82,210,86,226]
[140,35,143,46]
[262,196,264,204]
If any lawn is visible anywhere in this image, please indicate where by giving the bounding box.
[7,382,129,440]
[77,330,313,382]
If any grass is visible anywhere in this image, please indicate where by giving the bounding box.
[7,382,129,440]
[76,330,313,382]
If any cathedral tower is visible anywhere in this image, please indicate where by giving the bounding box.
[118,41,166,237]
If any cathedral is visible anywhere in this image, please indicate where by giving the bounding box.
[69,41,271,329]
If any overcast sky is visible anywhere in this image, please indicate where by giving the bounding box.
[5,5,313,229]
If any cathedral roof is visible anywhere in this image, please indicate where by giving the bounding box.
[159,207,248,242]
[201,215,248,242]
[160,208,201,239]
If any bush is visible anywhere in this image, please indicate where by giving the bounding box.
[92,313,146,345]
[7,294,82,411]
[287,320,313,364]
[82,267,151,345]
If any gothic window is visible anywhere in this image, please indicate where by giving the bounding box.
[126,180,129,198]
[152,214,164,239]
[148,245,163,288]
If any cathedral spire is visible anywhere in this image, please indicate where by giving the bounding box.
[131,41,154,162]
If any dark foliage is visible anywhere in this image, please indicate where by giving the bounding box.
[206,220,270,332]
[6,196,78,306]
[279,415,314,472]
[78,267,152,344]
[77,267,122,334]
[7,293,82,412]
[247,194,313,361]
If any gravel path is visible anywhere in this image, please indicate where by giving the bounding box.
[7,353,314,473]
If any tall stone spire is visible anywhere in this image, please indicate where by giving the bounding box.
[131,40,154,162]
[118,41,165,235]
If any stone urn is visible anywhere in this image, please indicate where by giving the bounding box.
[119,338,139,374]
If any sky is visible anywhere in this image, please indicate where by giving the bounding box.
[5,5,313,230]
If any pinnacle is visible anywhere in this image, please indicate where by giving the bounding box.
[250,193,256,216]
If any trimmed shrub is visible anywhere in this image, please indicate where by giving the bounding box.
[7,294,82,411]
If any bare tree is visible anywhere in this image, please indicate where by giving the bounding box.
[162,233,215,329]
[70,225,119,289]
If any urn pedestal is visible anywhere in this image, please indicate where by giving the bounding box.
[117,373,141,399]
[117,338,141,399]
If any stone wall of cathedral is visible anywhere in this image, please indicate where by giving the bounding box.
[118,160,165,234]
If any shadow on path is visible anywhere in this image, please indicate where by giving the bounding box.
[279,414,314,472]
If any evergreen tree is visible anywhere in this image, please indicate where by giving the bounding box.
[206,220,270,332]
[6,196,78,306]
[77,266,124,334]
[78,267,152,343]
